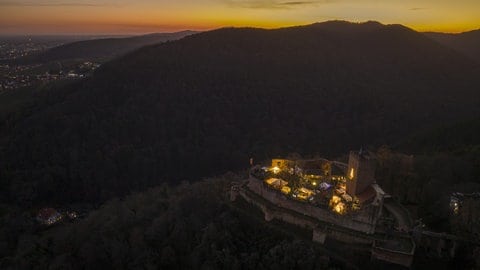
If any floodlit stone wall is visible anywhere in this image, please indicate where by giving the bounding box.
[247,177,379,234]
[233,178,416,268]
[237,186,317,229]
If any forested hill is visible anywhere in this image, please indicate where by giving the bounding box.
[398,117,480,154]
[425,29,480,63]
[2,175,359,270]
[1,21,479,206]
[7,31,197,64]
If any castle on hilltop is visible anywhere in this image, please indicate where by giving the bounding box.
[231,149,416,268]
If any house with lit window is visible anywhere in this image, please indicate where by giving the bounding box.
[36,208,63,226]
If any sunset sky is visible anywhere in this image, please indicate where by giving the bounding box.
[1,0,479,34]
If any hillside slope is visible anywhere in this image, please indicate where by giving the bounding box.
[9,31,197,64]
[398,117,480,154]
[1,21,479,205]
[0,176,351,270]
[425,29,480,63]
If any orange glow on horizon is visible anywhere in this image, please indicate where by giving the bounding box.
[0,1,479,34]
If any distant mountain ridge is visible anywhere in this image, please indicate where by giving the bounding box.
[8,30,198,64]
[1,21,479,205]
[425,29,480,63]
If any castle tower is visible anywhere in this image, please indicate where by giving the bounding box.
[346,150,376,197]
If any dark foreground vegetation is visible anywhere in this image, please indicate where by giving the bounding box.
[1,175,343,270]
[1,143,479,269]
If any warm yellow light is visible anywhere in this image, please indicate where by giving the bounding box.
[349,168,355,180]
[273,166,280,174]
[2,1,480,35]
[281,186,291,195]
[329,195,347,214]
[329,195,341,206]
[312,181,317,186]
[334,202,346,214]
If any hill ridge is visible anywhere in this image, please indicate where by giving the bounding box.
[1,21,479,206]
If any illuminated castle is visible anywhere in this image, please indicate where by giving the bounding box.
[233,149,416,268]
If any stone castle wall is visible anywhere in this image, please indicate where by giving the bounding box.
[237,182,376,245]
[233,177,416,268]
[371,246,414,268]
[237,185,317,229]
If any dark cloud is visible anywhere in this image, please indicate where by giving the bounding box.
[0,0,111,7]
[409,7,428,11]
[280,1,316,5]
[223,0,331,9]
